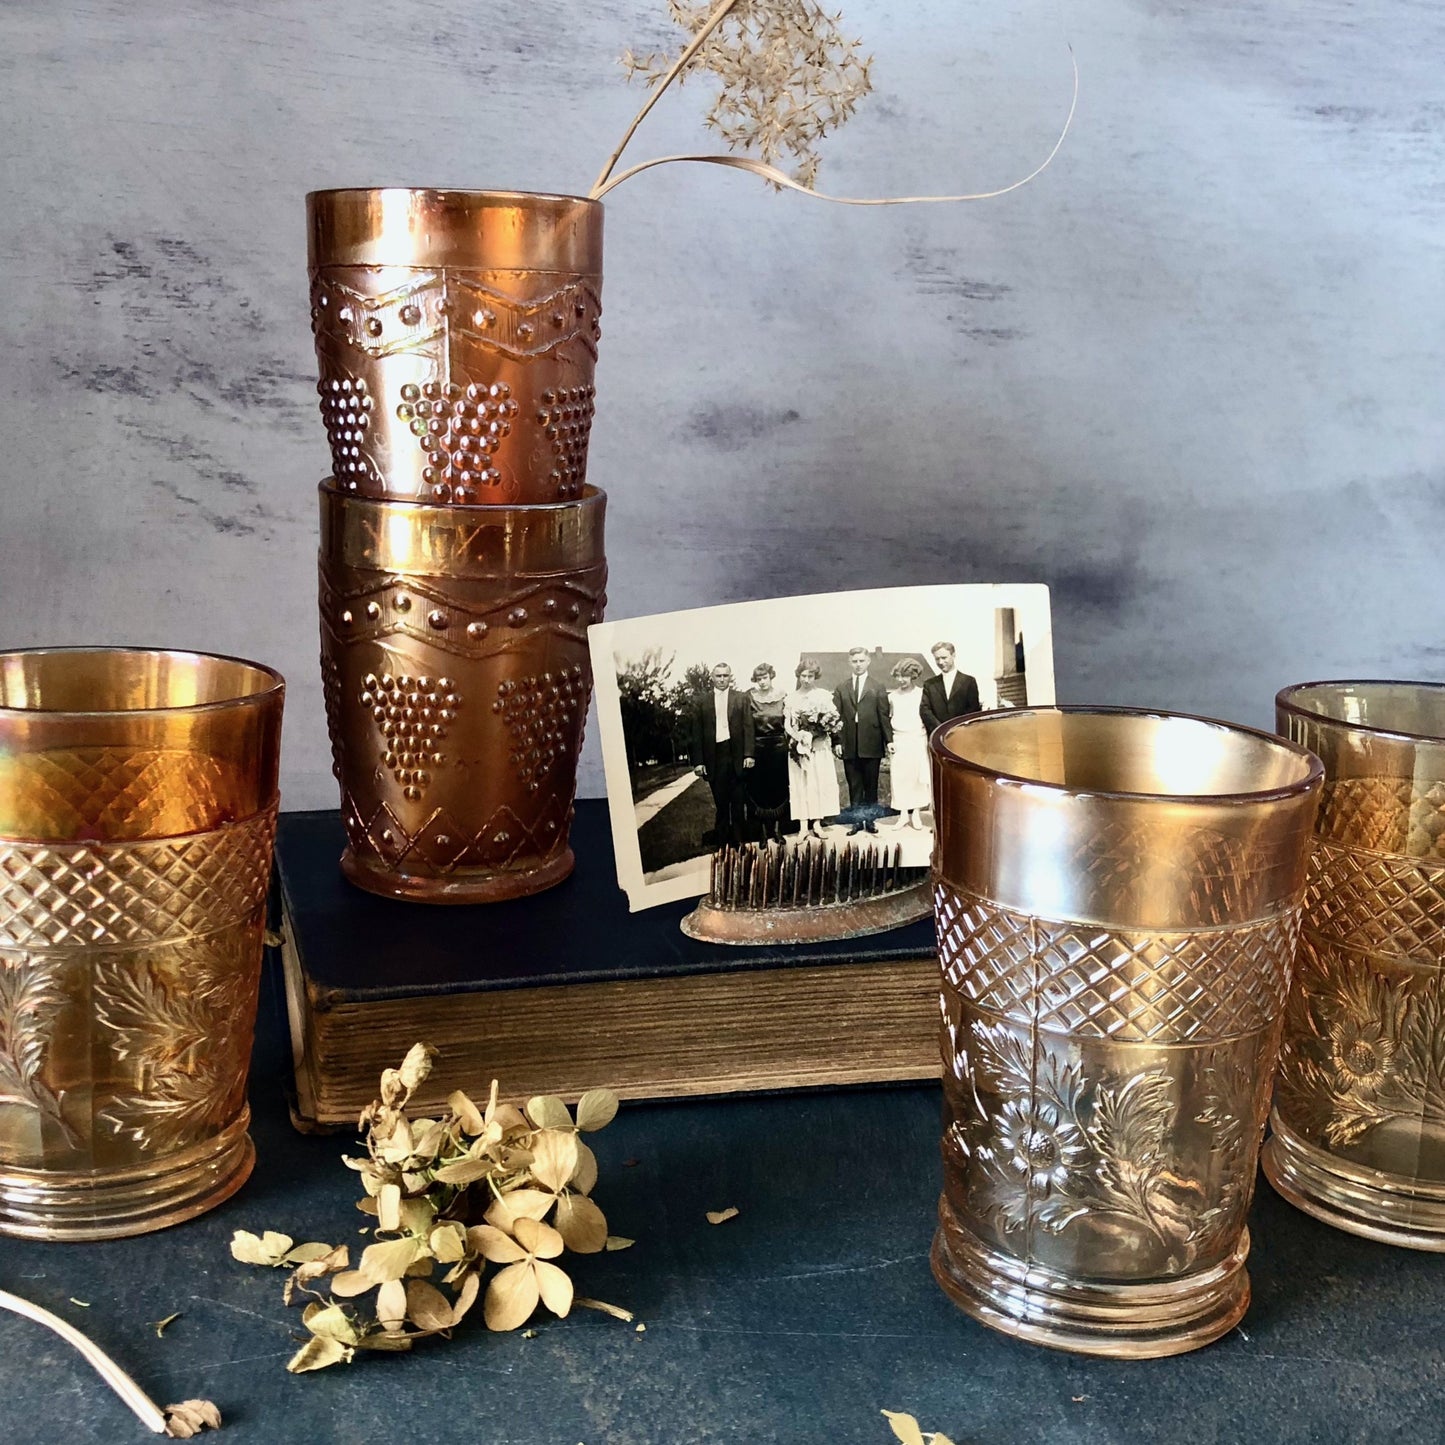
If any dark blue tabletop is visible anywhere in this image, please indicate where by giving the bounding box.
[1,957,1442,1445]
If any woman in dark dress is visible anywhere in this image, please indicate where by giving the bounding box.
[745,662,790,839]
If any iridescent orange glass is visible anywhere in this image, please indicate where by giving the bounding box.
[319,481,606,902]
[1265,681,1445,1249]
[0,648,284,1240]
[307,188,603,505]
[930,707,1321,1357]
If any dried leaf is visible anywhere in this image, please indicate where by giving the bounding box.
[353,1332,412,1353]
[376,1278,408,1332]
[490,1102,529,1133]
[377,1183,402,1233]
[881,1411,928,1445]
[570,1140,599,1196]
[162,1399,221,1438]
[328,1270,373,1299]
[291,1245,349,1287]
[358,1236,422,1284]
[526,1095,573,1130]
[468,1224,526,1265]
[397,1043,436,1093]
[450,1271,481,1326]
[398,1197,436,1236]
[449,1090,485,1134]
[285,1245,350,1305]
[575,1089,619,1132]
[410,1119,446,1161]
[706,1207,740,1225]
[514,1217,564,1260]
[484,1261,539,1332]
[431,1157,495,1186]
[484,1188,556,1228]
[554,1195,608,1254]
[430,1222,468,1262]
[281,1242,338,1266]
[230,1229,294,1266]
[535,1259,574,1318]
[287,1336,353,1373]
[302,1302,361,1345]
[605,1236,635,1252]
[574,1296,634,1322]
[405,1279,455,1333]
[531,1131,580,1193]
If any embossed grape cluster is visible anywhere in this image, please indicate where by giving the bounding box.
[396,380,520,502]
[538,384,596,498]
[494,665,588,792]
[360,671,462,801]
[318,376,374,490]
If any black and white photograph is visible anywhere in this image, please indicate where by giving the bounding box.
[590,585,1054,909]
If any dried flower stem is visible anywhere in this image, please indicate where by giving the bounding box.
[593,49,1078,203]
[591,0,743,197]
[0,1288,168,1435]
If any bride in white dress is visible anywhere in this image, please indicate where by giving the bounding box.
[784,657,841,839]
[885,658,931,828]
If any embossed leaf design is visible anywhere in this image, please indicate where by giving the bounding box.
[1091,1072,1173,1173]
[0,957,74,1142]
[94,956,252,1154]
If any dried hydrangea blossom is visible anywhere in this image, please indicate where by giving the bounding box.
[229,1046,631,1373]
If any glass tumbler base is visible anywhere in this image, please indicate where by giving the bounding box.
[930,1197,1250,1359]
[341,845,575,904]
[1263,1114,1445,1252]
[0,1111,256,1242]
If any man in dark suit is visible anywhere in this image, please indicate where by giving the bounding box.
[921,641,981,735]
[833,647,892,834]
[691,662,755,846]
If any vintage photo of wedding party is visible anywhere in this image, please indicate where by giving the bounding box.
[589,584,1054,908]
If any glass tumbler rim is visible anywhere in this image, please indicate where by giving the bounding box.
[932,703,1324,808]
[0,646,285,721]
[1276,679,1445,747]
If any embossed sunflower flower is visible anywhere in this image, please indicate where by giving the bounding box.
[1327,1017,1396,1096]
[996,1096,1089,1197]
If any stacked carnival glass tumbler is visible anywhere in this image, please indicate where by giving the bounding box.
[309,190,607,903]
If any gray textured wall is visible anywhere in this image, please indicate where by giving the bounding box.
[1,0,1440,809]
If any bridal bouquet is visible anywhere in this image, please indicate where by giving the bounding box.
[790,699,843,758]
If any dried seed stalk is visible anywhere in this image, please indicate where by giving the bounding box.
[593,1,1076,204]
[607,0,873,192]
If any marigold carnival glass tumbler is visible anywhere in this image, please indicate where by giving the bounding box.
[0,648,284,1240]
[929,707,1322,1357]
[307,188,603,506]
[1264,681,1445,1248]
[318,482,606,902]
